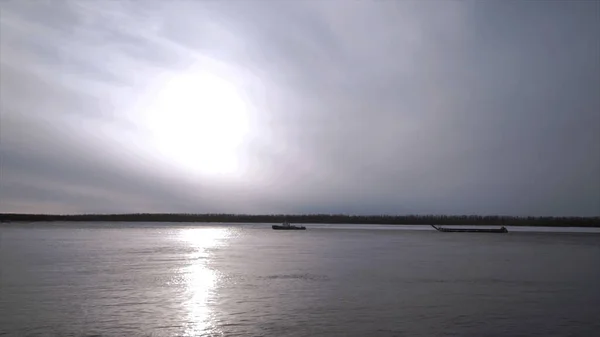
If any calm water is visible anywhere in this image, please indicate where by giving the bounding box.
[1,223,599,337]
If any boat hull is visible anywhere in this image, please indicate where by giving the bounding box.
[431,225,508,233]
[272,225,306,230]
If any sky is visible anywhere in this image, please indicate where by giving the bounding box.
[0,0,599,216]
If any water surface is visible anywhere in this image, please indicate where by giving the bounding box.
[1,223,599,336]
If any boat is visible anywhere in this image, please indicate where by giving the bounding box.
[272,221,306,230]
[431,225,508,233]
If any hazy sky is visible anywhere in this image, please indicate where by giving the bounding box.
[1,0,599,216]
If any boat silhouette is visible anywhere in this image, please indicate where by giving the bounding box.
[431,224,508,233]
[272,221,306,230]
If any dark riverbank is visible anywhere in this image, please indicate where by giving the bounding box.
[1,213,598,227]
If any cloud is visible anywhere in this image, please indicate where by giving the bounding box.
[1,0,599,216]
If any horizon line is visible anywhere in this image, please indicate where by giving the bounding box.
[1,212,598,218]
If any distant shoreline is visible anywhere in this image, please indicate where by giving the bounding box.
[1,213,598,227]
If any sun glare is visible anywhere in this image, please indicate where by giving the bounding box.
[144,69,250,178]
[178,228,231,336]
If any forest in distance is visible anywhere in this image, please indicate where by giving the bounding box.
[1,213,599,227]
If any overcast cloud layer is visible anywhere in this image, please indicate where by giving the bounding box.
[1,0,599,216]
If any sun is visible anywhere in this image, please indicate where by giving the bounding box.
[144,69,250,178]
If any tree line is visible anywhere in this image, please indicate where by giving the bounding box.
[1,213,599,227]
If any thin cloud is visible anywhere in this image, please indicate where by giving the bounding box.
[1,0,598,216]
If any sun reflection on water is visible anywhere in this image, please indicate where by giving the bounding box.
[179,227,231,336]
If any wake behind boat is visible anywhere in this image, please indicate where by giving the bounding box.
[431,224,508,233]
[272,221,306,230]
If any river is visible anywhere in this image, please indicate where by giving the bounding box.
[1,222,599,336]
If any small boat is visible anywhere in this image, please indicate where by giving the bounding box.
[431,225,508,233]
[272,221,306,230]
